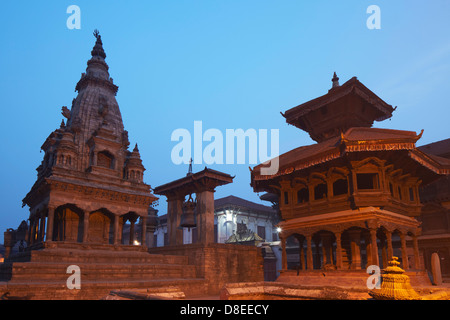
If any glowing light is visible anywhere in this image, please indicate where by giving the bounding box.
[133,240,140,246]
[276,227,282,233]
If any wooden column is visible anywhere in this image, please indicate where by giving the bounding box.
[370,228,379,266]
[167,195,184,246]
[385,230,393,260]
[322,233,333,265]
[348,229,362,269]
[83,211,89,243]
[335,232,343,270]
[400,232,409,270]
[299,238,306,270]
[412,234,420,270]
[306,235,313,270]
[196,189,215,245]
[281,237,287,271]
[380,237,388,268]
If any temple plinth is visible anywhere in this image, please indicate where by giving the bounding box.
[153,167,234,245]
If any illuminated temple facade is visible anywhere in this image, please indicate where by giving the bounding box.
[251,74,450,273]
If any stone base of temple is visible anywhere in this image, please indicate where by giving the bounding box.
[275,269,432,289]
[0,241,264,300]
[0,242,208,300]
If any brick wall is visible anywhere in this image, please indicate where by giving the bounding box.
[149,243,264,295]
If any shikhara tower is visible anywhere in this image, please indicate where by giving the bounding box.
[23,30,157,248]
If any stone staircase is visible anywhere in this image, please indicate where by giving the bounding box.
[0,243,207,300]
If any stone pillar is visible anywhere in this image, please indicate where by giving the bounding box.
[39,213,46,242]
[370,228,379,267]
[281,237,287,271]
[141,216,147,246]
[83,211,89,243]
[385,230,393,260]
[196,189,215,245]
[335,232,343,270]
[348,229,361,269]
[306,235,313,270]
[167,195,184,246]
[129,218,136,245]
[412,234,420,270]
[46,207,55,242]
[30,216,37,245]
[400,232,409,270]
[27,218,33,244]
[113,214,120,245]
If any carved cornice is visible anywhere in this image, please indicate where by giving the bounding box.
[47,179,156,207]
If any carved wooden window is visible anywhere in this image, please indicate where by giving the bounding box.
[356,173,379,190]
[284,191,289,205]
[314,183,327,200]
[389,182,394,196]
[333,178,348,196]
[409,187,415,202]
[297,188,309,203]
[97,151,114,169]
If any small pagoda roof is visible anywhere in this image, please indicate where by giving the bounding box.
[153,167,234,197]
[251,127,450,188]
[282,76,396,142]
[284,77,393,120]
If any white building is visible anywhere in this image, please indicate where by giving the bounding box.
[152,195,279,247]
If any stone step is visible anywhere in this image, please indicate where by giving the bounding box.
[7,247,189,265]
[1,278,208,300]
[1,261,197,282]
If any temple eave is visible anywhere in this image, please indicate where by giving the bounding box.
[279,206,421,237]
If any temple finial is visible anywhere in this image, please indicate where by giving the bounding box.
[91,29,106,59]
[133,143,139,152]
[187,158,193,176]
[332,72,340,88]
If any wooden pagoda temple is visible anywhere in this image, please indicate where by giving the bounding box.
[251,74,450,276]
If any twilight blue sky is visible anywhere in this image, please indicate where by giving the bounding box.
[0,1,449,242]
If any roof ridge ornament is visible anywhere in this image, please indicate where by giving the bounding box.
[331,72,340,88]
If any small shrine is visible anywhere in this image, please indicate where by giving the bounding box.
[153,167,234,245]
[369,256,420,300]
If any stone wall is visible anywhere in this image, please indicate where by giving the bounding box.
[149,243,264,295]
